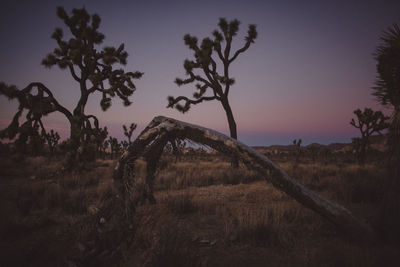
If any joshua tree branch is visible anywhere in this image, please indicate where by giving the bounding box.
[68,63,81,82]
[229,42,251,64]
[168,95,217,107]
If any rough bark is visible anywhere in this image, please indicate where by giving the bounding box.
[221,98,239,167]
[114,116,375,241]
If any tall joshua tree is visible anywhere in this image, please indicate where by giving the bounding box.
[350,108,389,164]
[123,122,137,145]
[373,23,400,241]
[167,18,257,143]
[373,24,400,168]
[0,7,142,165]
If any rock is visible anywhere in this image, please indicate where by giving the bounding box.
[87,205,99,215]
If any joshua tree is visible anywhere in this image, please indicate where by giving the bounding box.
[350,108,389,164]
[108,136,121,159]
[121,140,129,150]
[123,123,137,145]
[92,126,108,159]
[373,24,400,168]
[373,24,400,241]
[0,7,142,166]
[28,124,46,156]
[170,138,186,162]
[44,129,60,157]
[167,18,257,155]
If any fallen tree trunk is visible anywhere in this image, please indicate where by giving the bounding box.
[114,116,375,241]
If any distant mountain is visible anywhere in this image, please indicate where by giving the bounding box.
[252,134,387,154]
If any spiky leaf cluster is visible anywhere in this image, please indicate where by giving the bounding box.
[373,24,400,109]
[108,136,121,158]
[43,129,60,155]
[0,82,61,140]
[123,122,137,144]
[168,18,257,113]
[42,6,143,111]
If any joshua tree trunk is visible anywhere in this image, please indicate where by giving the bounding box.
[114,116,376,241]
[221,98,239,167]
[65,115,83,166]
[222,100,237,140]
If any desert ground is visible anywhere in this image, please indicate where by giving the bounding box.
[0,145,399,267]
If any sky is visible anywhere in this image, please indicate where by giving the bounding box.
[0,0,399,146]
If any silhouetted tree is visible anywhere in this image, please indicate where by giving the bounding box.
[121,140,129,150]
[373,23,400,241]
[108,136,121,159]
[101,137,110,159]
[92,126,108,159]
[0,7,142,167]
[0,89,50,156]
[170,138,186,162]
[373,24,400,169]
[350,108,389,164]
[28,123,46,156]
[123,123,137,145]
[44,129,60,157]
[167,18,257,166]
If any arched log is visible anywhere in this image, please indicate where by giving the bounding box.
[114,116,375,241]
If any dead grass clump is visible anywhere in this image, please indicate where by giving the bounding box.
[60,174,81,190]
[244,182,285,203]
[156,161,226,190]
[43,183,69,209]
[221,168,263,185]
[155,160,264,190]
[327,166,385,204]
[63,188,90,214]
[162,191,197,215]
[223,205,299,248]
[96,179,115,204]
[130,209,201,267]
[286,163,340,187]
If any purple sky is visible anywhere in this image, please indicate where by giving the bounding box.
[0,0,399,145]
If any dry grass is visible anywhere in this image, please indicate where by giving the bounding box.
[0,157,119,266]
[156,159,263,190]
[0,154,399,266]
